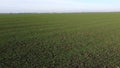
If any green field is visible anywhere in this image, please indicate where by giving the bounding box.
[0,13,120,68]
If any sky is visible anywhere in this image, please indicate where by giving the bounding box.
[0,0,120,13]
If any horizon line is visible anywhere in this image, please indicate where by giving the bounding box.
[0,11,120,14]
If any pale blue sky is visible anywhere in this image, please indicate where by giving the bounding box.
[0,0,120,13]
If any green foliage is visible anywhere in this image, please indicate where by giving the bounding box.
[0,13,120,68]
